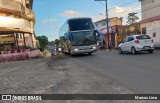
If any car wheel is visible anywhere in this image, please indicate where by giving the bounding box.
[119,48,123,54]
[88,53,92,55]
[148,50,154,53]
[131,47,136,55]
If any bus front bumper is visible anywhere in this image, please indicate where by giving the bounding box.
[72,48,97,54]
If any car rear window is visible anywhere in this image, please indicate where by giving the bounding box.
[136,35,151,40]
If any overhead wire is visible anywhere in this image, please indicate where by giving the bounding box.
[96,0,137,10]
[93,0,160,25]
[96,0,140,19]
[98,1,105,6]
[85,1,103,16]
[89,0,160,22]
[86,0,138,17]
[109,0,137,10]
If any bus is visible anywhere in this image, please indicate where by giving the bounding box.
[59,17,99,55]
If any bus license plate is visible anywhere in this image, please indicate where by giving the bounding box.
[144,47,150,49]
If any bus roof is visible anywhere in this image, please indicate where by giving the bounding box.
[67,17,92,21]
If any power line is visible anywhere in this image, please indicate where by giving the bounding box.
[99,1,160,13]
[91,3,103,16]
[98,1,105,6]
[109,0,137,10]
[92,0,142,23]
[97,0,137,10]
[86,1,104,16]
[89,0,139,17]
[85,1,96,14]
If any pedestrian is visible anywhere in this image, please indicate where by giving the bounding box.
[99,40,102,50]
[109,40,112,51]
[103,40,106,50]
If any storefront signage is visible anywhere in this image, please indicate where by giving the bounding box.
[100,26,117,35]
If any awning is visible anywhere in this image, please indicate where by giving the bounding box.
[100,26,117,35]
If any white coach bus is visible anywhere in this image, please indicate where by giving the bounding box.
[59,17,99,55]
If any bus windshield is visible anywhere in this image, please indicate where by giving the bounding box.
[69,19,95,31]
[72,31,97,46]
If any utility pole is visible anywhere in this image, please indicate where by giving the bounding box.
[95,0,109,48]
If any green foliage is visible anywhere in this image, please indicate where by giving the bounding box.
[38,47,44,52]
[49,39,60,47]
[43,50,47,56]
[37,35,49,50]
[30,48,36,51]
[26,46,32,49]
[54,39,60,46]
[127,12,139,25]
[18,46,24,49]
[48,41,54,45]
[24,46,36,51]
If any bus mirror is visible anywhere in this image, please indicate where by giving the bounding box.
[95,30,100,38]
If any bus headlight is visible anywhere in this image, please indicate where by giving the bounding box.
[93,46,96,49]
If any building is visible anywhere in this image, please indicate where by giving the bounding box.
[139,0,160,47]
[121,22,141,38]
[94,17,122,48]
[0,0,38,49]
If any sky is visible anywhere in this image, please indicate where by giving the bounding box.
[33,0,141,41]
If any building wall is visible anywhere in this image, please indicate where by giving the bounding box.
[141,20,160,47]
[141,0,160,20]
[94,17,122,48]
[94,19,107,30]
[140,0,160,47]
[0,0,37,48]
[94,17,122,30]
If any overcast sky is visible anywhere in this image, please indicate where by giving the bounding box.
[33,0,141,41]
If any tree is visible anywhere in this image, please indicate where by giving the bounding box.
[49,41,54,46]
[127,12,139,35]
[127,12,139,25]
[37,35,49,51]
[54,39,60,46]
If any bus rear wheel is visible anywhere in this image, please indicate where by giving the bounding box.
[64,52,68,55]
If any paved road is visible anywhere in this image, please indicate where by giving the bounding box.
[1,50,160,103]
[69,50,160,94]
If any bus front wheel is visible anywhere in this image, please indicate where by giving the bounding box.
[64,52,68,55]
[69,48,74,56]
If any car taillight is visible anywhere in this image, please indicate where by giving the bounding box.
[134,40,140,44]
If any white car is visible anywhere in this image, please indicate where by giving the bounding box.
[58,47,62,52]
[118,35,154,54]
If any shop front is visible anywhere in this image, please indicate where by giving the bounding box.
[0,35,15,54]
[100,26,118,49]
[0,29,40,62]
